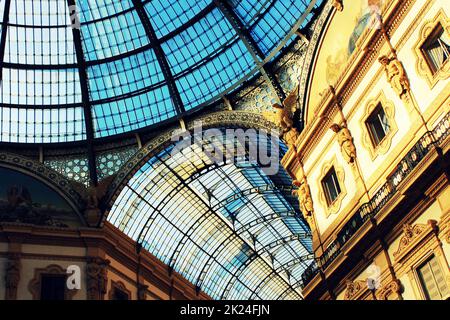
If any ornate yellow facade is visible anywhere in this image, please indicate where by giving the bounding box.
[282,0,450,300]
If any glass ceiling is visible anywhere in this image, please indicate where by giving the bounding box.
[108,129,314,300]
[0,0,321,143]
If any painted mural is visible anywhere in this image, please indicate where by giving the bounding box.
[308,0,384,121]
[0,167,81,227]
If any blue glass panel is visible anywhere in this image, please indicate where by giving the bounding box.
[4,25,77,65]
[175,41,256,110]
[228,0,271,27]
[1,68,82,105]
[145,0,211,38]
[9,0,71,26]
[92,86,176,137]
[78,0,133,22]
[87,49,164,101]
[80,9,149,61]
[162,8,236,74]
[0,0,322,142]
[0,106,86,143]
[250,0,310,54]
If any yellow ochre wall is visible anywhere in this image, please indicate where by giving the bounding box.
[283,0,450,300]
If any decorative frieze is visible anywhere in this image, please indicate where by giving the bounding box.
[393,220,438,262]
[344,280,367,300]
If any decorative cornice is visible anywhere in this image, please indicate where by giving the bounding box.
[393,220,438,262]
[0,222,211,300]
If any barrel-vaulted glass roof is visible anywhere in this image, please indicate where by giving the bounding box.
[108,129,314,300]
[0,0,322,143]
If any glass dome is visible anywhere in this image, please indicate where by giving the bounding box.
[0,0,320,143]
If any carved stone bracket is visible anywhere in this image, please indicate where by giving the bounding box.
[4,253,21,300]
[330,123,357,164]
[379,55,410,102]
[376,279,402,300]
[344,280,367,300]
[86,257,110,300]
[292,177,316,231]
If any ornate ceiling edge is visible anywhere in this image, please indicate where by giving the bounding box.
[297,1,333,123]
[0,152,86,216]
[102,110,281,223]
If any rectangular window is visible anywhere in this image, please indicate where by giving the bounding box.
[322,167,341,205]
[366,104,390,147]
[417,255,449,300]
[421,23,450,74]
[40,274,66,300]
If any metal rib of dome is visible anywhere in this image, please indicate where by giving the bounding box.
[0,0,322,143]
[107,129,314,300]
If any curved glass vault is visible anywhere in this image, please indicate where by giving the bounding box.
[108,129,313,300]
[0,0,322,143]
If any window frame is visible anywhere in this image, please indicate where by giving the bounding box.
[109,280,131,300]
[361,92,398,160]
[40,273,67,301]
[365,103,390,148]
[416,254,450,300]
[28,264,76,300]
[321,167,342,206]
[318,157,347,217]
[414,9,450,88]
[420,23,450,75]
